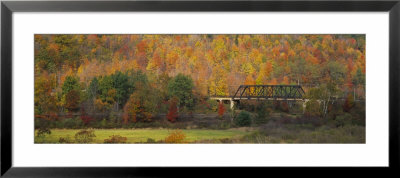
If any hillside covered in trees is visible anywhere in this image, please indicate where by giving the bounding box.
[34,34,366,143]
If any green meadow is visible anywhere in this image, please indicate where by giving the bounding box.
[35,128,250,143]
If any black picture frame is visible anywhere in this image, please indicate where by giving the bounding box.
[1,0,399,177]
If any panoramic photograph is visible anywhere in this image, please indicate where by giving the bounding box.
[34,34,365,143]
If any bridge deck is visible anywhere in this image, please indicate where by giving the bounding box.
[208,85,306,100]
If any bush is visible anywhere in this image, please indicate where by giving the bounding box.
[104,135,127,143]
[74,129,96,143]
[167,97,178,122]
[206,99,218,112]
[100,119,108,128]
[349,102,365,126]
[58,117,83,129]
[147,138,156,143]
[35,118,51,129]
[165,130,186,143]
[37,127,51,137]
[295,115,324,127]
[59,135,73,143]
[217,102,226,119]
[334,113,352,128]
[235,111,252,127]
[80,115,93,125]
[254,103,269,125]
[35,128,51,143]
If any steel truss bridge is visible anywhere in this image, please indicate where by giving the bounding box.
[209,85,306,109]
[210,85,305,100]
[231,85,305,100]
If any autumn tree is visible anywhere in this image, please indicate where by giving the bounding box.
[343,93,355,112]
[95,75,117,112]
[123,81,159,123]
[111,71,132,110]
[34,72,58,115]
[61,76,81,112]
[166,97,179,122]
[209,66,228,96]
[64,89,80,112]
[352,68,365,99]
[34,34,366,124]
[217,101,225,119]
[168,74,194,111]
[62,76,80,95]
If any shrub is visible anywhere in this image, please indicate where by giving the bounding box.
[59,135,73,143]
[147,138,156,143]
[59,117,83,129]
[35,118,51,129]
[235,111,252,127]
[80,115,93,125]
[334,113,352,128]
[167,97,179,122]
[104,135,127,143]
[254,103,269,125]
[80,107,93,125]
[165,130,186,143]
[217,102,226,119]
[295,115,324,127]
[37,127,51,137]
[206,99,218,112]
[349,102,365,126]
[35,128,51,143]
[74,129,96,143]
[100,119,108,128]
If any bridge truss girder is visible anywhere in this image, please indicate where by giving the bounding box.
[232,85,305,100]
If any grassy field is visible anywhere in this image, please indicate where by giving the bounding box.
[35,128,251,143]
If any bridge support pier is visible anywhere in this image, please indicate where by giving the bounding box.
[215,98,236,110]
[302,99,309,114]
[230,99,234,110]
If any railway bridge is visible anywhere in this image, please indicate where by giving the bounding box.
[209,85,306,110]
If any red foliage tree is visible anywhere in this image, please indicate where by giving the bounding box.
[218,101,225,118]
[167,98,178,122]
[80,106,93,125]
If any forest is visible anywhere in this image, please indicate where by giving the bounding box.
[34,34,366,143]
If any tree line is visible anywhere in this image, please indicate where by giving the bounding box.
[35,34,366,124]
